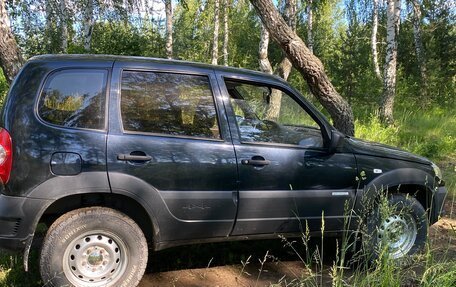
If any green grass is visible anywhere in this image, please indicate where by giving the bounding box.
[0,251,41,287]
[355,105,456,163]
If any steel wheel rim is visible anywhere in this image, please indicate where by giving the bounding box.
[377,213,417,259]
[63,230,128,287]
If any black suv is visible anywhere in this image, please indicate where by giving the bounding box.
[0,55,447,287]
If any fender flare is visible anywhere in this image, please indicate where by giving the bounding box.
[354,167,435,212]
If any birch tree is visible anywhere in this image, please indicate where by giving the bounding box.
[83,0,94,52]
[411,0,427,97]
[222,0,229,66]
[251,0,355,135]
[59,0,69,52]
[307,0,313,53]
[380,0,401,124]
[165,0,173,59]
[0,0,24,84]
[258,23,273,74]
[371,0,381,80]
[212,0,220,65]
[45,0,56,52]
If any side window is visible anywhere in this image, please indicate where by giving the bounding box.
[226,80,323,148]
[121,71,221,139]
[38,69,107,130]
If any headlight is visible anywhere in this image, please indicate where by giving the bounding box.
[431,163,443,180]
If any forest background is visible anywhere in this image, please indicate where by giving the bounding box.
[0,0,455,286]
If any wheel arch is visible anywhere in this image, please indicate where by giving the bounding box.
[38,193,156,244]
[355,168,435,215]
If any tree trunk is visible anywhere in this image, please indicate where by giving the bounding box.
[258,23,273,74]
[212,0,220,65]
[45,0,55,52]
[250,0,354,135]
[59,0,68,53]
[276,0,295,81]
[371,0,382,80]
[306,0,313,53]
[411,0,427,97]
[222,0,229,66]
[83,0,94,52]
[265,0,295,121]
[380,0,401,124]
[0,0,24,84]
[165,0,173,59]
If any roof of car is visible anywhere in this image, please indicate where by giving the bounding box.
[29,54,285,82]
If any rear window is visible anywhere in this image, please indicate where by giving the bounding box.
[120,71,221,139]
[38,69,108,130]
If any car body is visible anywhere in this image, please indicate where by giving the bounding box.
[0,55,447,286]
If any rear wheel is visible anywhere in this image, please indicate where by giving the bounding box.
[40,207,148,287]
[367,194,428,260]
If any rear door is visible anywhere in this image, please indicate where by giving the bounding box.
[106,61,238,242]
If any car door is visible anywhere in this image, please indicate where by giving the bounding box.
[217,74,358,236]
[106,61,238,242]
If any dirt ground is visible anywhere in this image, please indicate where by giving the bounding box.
[138,200,456,287]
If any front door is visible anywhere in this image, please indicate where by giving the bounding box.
[219,78,358,235]
[107,62,238,242]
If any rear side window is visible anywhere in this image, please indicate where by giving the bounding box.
[38,69,108,130]
[120,71,221,139]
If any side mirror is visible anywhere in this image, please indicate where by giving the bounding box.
[328,130,344,154]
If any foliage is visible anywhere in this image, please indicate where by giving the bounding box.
[4,0,454,109]
[90,21,164,57]
[0,71,7,106]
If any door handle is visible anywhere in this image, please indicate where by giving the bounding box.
[117,154,152,161]
[241,158,270,166]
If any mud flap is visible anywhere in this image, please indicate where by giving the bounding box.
[23,234,34,272]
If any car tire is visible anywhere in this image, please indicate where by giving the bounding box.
[40,207,148,287]
[366,193,428,260]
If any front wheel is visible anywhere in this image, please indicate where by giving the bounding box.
[367,194,428,260]
[40,207,148,287]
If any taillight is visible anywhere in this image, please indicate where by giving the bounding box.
[0,128,12,184]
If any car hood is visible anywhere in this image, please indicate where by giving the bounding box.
[345,137,431,165]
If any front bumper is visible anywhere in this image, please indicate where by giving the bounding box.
[430,186,447,224]
[0,194,51,252]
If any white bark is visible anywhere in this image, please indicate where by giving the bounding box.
[258,23,273,74]
[412,0,427,94]
[165,0,173,59]
[380,0,401,124]
[371,0,382,80]
[45,0,54,51]
[83,0,94,52]
[212,0,220,65]
[307,0,313,53]
[222,0,229,66]
[59,0,68,53]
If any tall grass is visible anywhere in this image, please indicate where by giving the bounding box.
[272,180,455,287]
[355,105,456,162]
